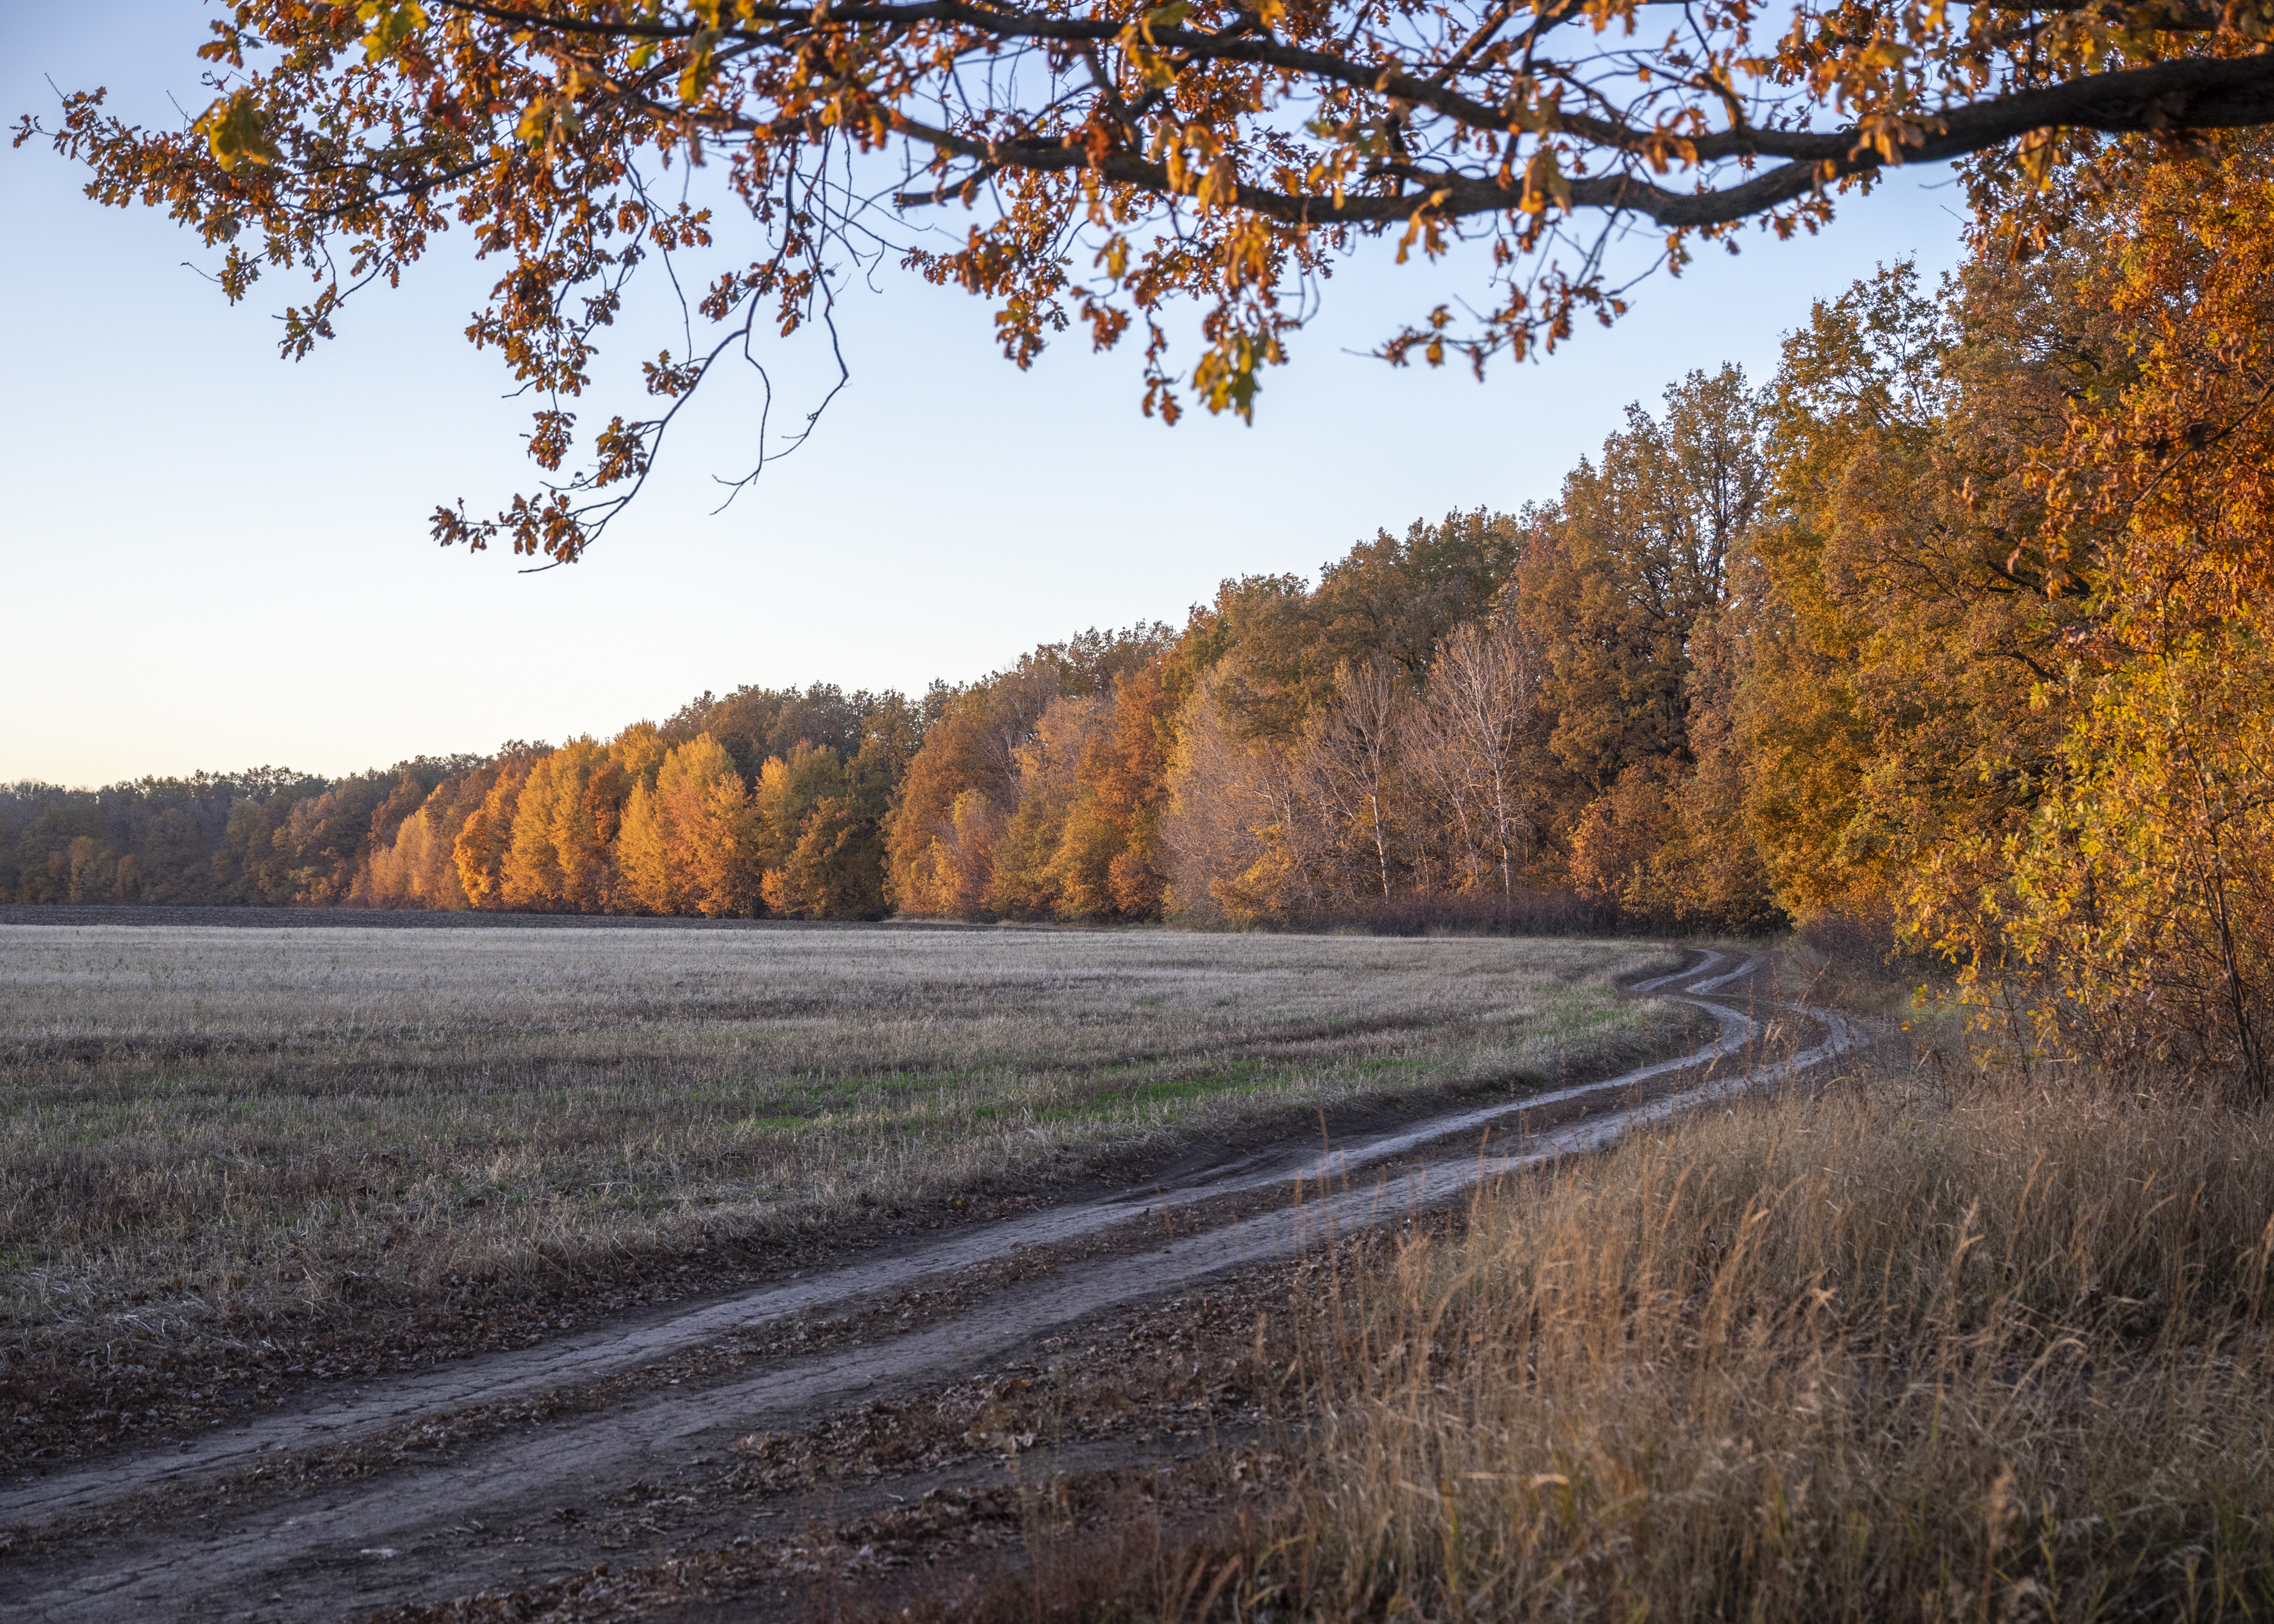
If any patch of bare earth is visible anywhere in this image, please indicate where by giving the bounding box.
[365,1247,1374,1624]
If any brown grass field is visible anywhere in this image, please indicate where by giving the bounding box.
[835,1025,2274,1624]
[12,922,2272,1622]
[1211,1059,2274,1620]
[0,920,1674,1461]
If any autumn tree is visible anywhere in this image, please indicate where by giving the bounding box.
[269,771,399,903]
[1192,515,1522,749]
[2,690,901,920]
[1912,139,2274,1094]
[219,770,338,904]
[767,792,890,918]
[1740,249,2111,936]
[1739,266,1950,923]
[499,750,569,909]
[1513,365,1777,925]
[1526,367,1765,804]
[346,758,474,904]
[30,1,2272,560]
[613,779,677,914]
[1050,656,1181,918]
[453,760,530,909]
[885,698,1013,915]
[990,694,1110,916]
[615,732,758,915]
[884,627,1170,916]
[778,699,920,919]
[1158,673,1314,924]
[134,800,227,904]
[751,741,891,918]
[1178,574,1317,747]
[498,737,621,909]
[561,745,631,908]
[610,721,670,789]
[365,790,475,908]
[1301,662,1409,903]
[1408,611,1544,897]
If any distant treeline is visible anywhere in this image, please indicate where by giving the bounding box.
[0,403,1756,931]
[0,358,1803,934]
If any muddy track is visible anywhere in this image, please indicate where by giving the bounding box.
[0,950,1864,1622]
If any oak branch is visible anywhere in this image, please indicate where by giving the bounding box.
[20,0,2274,561]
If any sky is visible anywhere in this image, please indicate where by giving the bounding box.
[1,3,1970,789]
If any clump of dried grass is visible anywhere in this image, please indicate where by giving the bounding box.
[1207,1061,2274,1620]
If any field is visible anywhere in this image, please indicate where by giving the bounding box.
[1192,1062,2274,1619]
[0,918,1677,1461]
[9,922,2272,1622]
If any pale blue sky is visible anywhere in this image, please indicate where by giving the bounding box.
[2,2,1968,788]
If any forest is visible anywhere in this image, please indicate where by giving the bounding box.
[13,148,2274,1090]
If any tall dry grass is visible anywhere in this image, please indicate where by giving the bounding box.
[1214,1062,2274,1620]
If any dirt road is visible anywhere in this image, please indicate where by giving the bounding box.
[0,950,1861,1622]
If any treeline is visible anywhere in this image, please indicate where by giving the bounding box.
[0,468,1748,932]
[0,687,933,918]
[0,360,1776,931]
[16,138,2274,1089]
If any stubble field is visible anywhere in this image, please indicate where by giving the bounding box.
[10,924,2271,1622]
[0,918,1677,1462]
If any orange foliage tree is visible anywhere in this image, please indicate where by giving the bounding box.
[1053,658,1179,918]
[1924,143,2274,1095]
[27,2,2274,560]
[885,702,1008,917]
[453,762,528,910]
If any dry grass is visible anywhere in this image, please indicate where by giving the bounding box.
[350,1046,2274,1624]
[1120,1054,2274,1622]
[0,922,1673,1447]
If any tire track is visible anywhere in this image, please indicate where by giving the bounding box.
[2,950,1862,1622]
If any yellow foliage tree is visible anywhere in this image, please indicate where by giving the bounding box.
[553,741,626,913]
[659,734,759,918]
[499,738,619,912]
[615,779,676,915]
[609,722,668,790]
[363,797,471,910]
[452,767,525,911]
[500,749,565,911]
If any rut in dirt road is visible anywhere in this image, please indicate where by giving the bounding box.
[1,953,1863,1623]
[0,949,1756,1532]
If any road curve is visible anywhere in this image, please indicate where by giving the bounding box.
[1,949,1865,1622]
